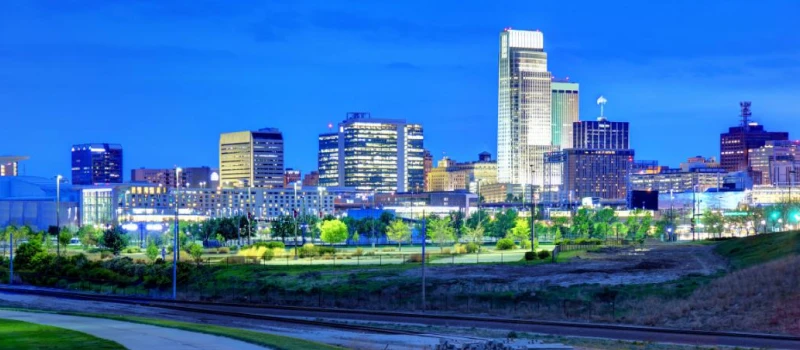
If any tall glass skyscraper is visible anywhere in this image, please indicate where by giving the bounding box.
[318,112,424,193]
[497,29,553,186]
[71,143,123,185]
[551,81,580,149]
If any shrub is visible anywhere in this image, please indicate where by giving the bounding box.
[13,241,44,269]
[524,251,537,261]
[453,244,467,255]
[466,242,480,254]
[299,243,317,258]
[352,247,364,256]
[266,241,285,249]
[495,238,515,250]
[217,247,230,254]
[381,247,396,252]
[521,239,532,250]
[537,250,551,260]
[406,253,429,263]
[262,248,275,261]
[317,246,336,255]
[100,250,113,259]
[271,247,286,258]
[441,248,451,255]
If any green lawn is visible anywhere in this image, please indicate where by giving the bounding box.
[714,230,800,269]
[0,318,124,350]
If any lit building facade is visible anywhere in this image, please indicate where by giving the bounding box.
[302,171,320,186]
[0,156,28,177]
[283,168,301,187]
[573,118,630,150]
[425,154,498,193]
[497,29,554,186]
[131,166,215,188]
[551,81,579,149]
[317,112,424,193]
[748,140,800,186]
[630,168,727,193]
[720,102,788,173]
[219,128,284,189]
[71,143,123,185]
[546,149,634,204]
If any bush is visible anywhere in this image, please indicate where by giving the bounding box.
[217,247,230,254]
[100,251,113,259]
[453,244,467,255]
[521,239,532,250]
[406,253,429,263]
[537,250,551,260]
[262,248,275,261]
[524,251,537,261]
[352,247,364,256]
[441,248,452,254]
[317,246,336,255]
[496,238,515,250]
[13,241,44,269]
[266,241,285,249]
[299,243,317,258]
[466,242,480,254]
[381,247,396,252]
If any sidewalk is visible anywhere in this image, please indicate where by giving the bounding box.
[0,310,267,350]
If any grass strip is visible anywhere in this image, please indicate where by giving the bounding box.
[0,317,125,350]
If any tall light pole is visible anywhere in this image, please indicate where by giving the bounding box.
[530,166,536,252]
[56,174,62,256]
[293,181,300,259]
[172,167,182,300]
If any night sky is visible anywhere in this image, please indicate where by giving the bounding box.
[2,0,799,180]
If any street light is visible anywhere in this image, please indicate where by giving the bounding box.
[172,167,182,300]
[761,220,766,235]
[293,181,301,260]
[55,175,63,256]
[529,166,536,253]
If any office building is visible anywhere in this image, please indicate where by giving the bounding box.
[749,140,800,186]
[497,28,554,186]
[0,156,28,177]
[219,128,284,189]
[551,81,579,149]
[631,168,727,193]
[131,166,214,188]
[317,112,424,193]
[423,150,433,191]
[302,171,320,186]
[71,143,123,185]
[283,168,301,187]
[680,156,721,171]
[720,102,788,173]
[573,118,630,150]
[425,154,498,193]
[478,182,533,204]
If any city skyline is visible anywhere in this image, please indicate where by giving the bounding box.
[2,1,799,179]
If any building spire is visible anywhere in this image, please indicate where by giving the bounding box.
[597,96,607,118]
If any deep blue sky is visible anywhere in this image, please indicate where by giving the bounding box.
[3,0,799,180]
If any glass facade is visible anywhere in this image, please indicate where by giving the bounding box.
[71,144,123,185]
[81,188,114,226]
[551,82,579,149]
[497,29,552,186]
[573,119,630,150]
[317,113,424,193]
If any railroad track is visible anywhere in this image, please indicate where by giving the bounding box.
[2,285,800,349]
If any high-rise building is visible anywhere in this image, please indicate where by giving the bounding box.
[317,112,424,193]
[0,156,28,177]
[423,149,433,191]
[131,166,214,188]
[551,81,579,149]
[219,128,284,188]
[720,102,788,173]
[748,140,800,186]
[283,168,301,187]
[302,171,320,186]
[497,28,554,186]
[573,118,630,150]
[71,143,123,185]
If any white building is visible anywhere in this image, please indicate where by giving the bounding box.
[497,29,555,187]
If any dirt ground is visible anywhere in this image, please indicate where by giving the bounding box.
[405,243,726,290]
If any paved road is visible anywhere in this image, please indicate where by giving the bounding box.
[0,310,266,350]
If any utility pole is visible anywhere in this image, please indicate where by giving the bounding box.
[172,167,182,300]
[421,209,426,312]
[530,166,536,252]
[8,232,13,285]
[56,175,62,257]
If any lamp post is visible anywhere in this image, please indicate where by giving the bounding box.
[529,166,536,252]
[761,220,766,235]
[293,181,300,260]
[55,174,62,256]
[172,167,182,300]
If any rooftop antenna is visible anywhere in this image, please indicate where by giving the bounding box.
[740,101,752,130]
[597,96,608,117]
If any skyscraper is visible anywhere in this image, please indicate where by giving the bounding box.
[720,102,788,173]
[497,28,553,186]
[317,112,424,193]
[219,128,284,188]
[71,143,123,185]
[551,81,580,149]
[573,117,630,150]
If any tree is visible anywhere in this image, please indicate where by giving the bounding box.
[145,240,159,263]
[462,223,485,245]
[187,242,204,265]
[100,227,128,255]
[450,210,465,239]
[77,225,100,249]
[270,215,294,243]
[13,240,43,269]
[572,208,592,239]
[534,221,549,243]
[489,209,518,238]
[701,210,725,238]
[611,222,628,241]
[386,219,411,251]
[58,227,73,255]
[508,218,530,242]
[428,217,455,252]
[0,225,14,257]
[466,209,490,229]
[351,231,360,245]
[551,217,569,242]
[320,219,348,246]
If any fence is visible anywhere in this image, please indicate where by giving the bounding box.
[212,250,533,267]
